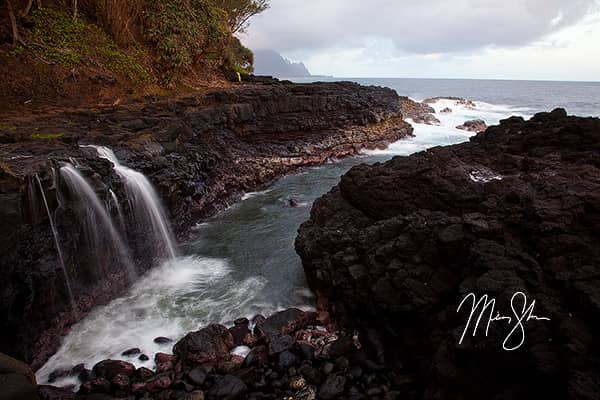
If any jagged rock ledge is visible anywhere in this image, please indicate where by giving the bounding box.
[3,308,411,400]
[0,81,412,369]
[296,109,600,399]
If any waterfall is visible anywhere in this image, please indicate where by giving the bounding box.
[35,174,76,311]
[60,165,137,281]
[109,189,126,234]
[84,145,177,260]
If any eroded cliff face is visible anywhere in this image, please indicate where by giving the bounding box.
[296,109,600,399]
[0,81,412,368]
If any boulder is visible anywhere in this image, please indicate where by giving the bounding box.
[261,308,310,336]
[207,375,247,400]
[456,119,487,132]
[0,373,38,400]
[173,324,234,365]
[92,360,136,380]
[0,353,36,384]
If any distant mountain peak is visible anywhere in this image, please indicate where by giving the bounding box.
[253,49,311,78]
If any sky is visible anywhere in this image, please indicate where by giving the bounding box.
[241,0,600,81]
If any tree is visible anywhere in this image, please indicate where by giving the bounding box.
[213,0,268,33]
[6,0,21,46]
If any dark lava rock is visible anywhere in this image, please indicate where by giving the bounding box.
[154,337,173,345]
[319,375,347,399]
[0,373,38,400]
[456,119,487,132]
[297,109,600,400]
[242,345,268,367]
[145,375,172,393]
[121,348,141,357]
[135,367,155,381]
[187,365,208,386]
[268,335,295,355]
[138,354,149,361]
[38,385,77,400]
[174,324,234,365]
[0,353,36,384]
[91,360,136,380]
[155,352,177,373]
[229,319,251,348]
[1,81,412,370]
[207,375,247,400]
[399,97,440,125]
[261,309,309,336]
[277,350,298,371]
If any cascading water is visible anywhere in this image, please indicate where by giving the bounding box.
[84,145,177,260]
[109,189,126,234]
[35,174,76,311]
[60,164,137,281]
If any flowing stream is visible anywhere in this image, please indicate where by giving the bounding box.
[37,97,534,387]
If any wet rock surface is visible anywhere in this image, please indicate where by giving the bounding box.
[34,308,418,400]
[398,98,440,125]
[456,118,488,132]
[296,109,600,399]
[0,81,412,369]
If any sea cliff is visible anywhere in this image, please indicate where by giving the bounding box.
[0,80,412,369]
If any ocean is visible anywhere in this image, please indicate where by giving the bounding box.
[37,78,599,386]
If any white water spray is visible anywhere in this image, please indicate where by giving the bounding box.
[35,174,76,311]
[60,165,137,281]
[85,146,177,260]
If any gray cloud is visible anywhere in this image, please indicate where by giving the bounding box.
[243,0,597,54]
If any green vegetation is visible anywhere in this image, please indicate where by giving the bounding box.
[3,0,268,87]
[10,8,150,82]
[31,132,65,140]
[145,0,229,82]
[0,124,17,132]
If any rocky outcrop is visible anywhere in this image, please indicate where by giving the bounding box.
[398,98,440,125]
[39,308,408,400]
[0,81,412,369]
[456,119,487,132]
[296,109,600,399]
[0,353,38,400]
[423,96,476,108]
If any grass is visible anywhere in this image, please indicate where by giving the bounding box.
[14,8,152,83]
[0,124,17,131]
[31,132,65,140]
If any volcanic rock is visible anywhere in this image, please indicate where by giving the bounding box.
[297,109,600,399]
[456,119,487,132]
[0,81,412,368]
[399,97,440,125]
[173,324,234,365]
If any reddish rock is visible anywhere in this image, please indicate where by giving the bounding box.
[261,308,311,336]
[92,359,136,380]
[173,324,233,365]
[145,375,172,393]
[155,352,177,373]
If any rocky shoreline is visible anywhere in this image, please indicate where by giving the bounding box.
[296,109,600,399]
[5,307,413,400]
[0,80,412,371]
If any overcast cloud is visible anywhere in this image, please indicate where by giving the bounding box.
[241,0,600,80]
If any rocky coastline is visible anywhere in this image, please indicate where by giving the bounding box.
[0,80,412,371]
[296,109,600,399]
[2,84,598,400]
